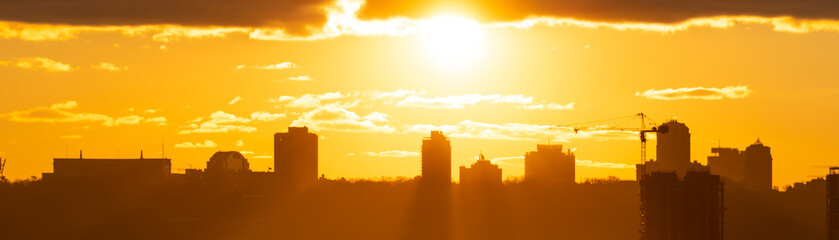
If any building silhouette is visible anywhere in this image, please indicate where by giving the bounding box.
[207,151,250,173]
[641,171,724,240]
[638,121,723,240]
[652,120,692,173]
[43,151,170,183]
[706,139,773,190]
[274,126,318,185]
[422,131,451,185]
[829,167,839,240]
[743,139,772,190]
[707,147,744,182]
[524,144,575,185]
[459,153,502,186]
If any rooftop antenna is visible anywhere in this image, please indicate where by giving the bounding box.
[79,150,83,159]
[161,134,165,158]
[140,150,143,159]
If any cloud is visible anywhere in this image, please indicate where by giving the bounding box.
[349,150,420,158]
[178,110,286,134]
[0,0,333,35]
[114,115,144,125]
[236,140,245,147]
[357,0,839,27]
[59,135,82,139]
[288,75,313,81]
[178,111,256,134]
[250,111,287,122]
[576,159,636,169]
[1,101,168,127]
[91,62,127,71]
[291,106,396,133]
[228,96,242,105]
[270,92,353,109]
[404,120,638,141]
[174,140,218,148]
[371,90,573,110]
[5,0,839,44]
[636,86,751,100]
[237,62,297,70]
[8,57,73,72]
[2,100,111,124]
[145,116,167,126]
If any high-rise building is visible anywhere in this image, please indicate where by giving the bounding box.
[743,139,772,190]
[641,171,723,240]
[207,151,249,173]
[638,120,723,240]
[524,144,575,185]
[459,153,502,186]
[706,139,773,190]
[422,131,451,185]
[828,167,839,240]
[655,120,691,169]
[707,147,744,182]
[639,120,705,178]
[274,126,318,185]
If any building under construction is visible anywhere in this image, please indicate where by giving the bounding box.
[638,120,724,240]
[828,167,839,240]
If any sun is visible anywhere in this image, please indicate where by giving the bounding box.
[419,15,485,70]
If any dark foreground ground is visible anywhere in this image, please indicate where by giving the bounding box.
[0,177,825,240]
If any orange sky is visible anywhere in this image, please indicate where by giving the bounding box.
[1,0,838,187]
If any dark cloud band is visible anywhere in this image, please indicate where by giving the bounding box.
[1,0,838,33]
[357,0,839,23]
[0,0,332,34]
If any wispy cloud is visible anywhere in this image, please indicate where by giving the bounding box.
[270,90,572,111]
[249,111,286,122]
[91,62,127,71]
[1,100,166,127]
[288,75,313,81]
[270,92,353,109]
[114,115,144,125]
[404,120,637,142]
[7,57,73,72]
[59,135,82,139]
[291,106,396,133]
[228,96,242,105]
[144,116,167,126]
[636,86,751,100]
[174,140,218,148]
[178,111,256,134]
[236,62,297,70]
[348,150,420,158]
[178,110,288,134]
[576,159,636,169]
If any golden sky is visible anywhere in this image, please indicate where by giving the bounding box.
[1,0,838,187]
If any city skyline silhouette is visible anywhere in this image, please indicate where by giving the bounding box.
[2,0,839,239]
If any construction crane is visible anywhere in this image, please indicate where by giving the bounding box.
[555,113,668,163]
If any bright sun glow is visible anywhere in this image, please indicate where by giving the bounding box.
[420,15,485,70]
